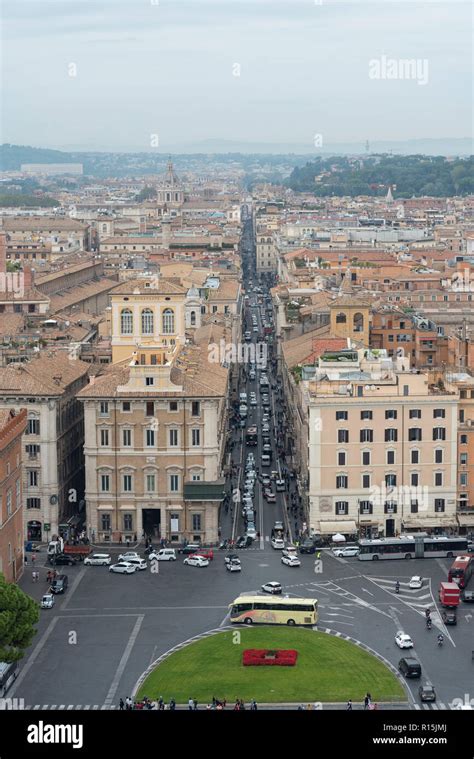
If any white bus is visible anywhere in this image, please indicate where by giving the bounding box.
[229,595,318,626]
[358,535,468,561]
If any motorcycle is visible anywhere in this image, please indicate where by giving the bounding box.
[437,635,444,647]
[219,539,231,550]
[395,582,400,594]
[426,618,432,630]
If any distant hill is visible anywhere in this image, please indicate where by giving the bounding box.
[0,144,77,171]
[285,154,474,198]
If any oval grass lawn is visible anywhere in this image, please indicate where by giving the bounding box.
[137,627,406,704]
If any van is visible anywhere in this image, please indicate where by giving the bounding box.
[239,392,248,403]
[50,574,68,594]
[151,549,177,561]
[398,657,422,679]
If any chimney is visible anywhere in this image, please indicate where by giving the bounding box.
[23,265,33,291]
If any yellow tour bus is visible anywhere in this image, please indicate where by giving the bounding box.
[229,595,318,626]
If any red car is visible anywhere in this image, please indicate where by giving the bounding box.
[264,489,276,503]
[192,548,214,561]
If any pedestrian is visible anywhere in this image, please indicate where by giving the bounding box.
[346,700,352,711]
[250,699,257,711]
[125,697,132,710]
[119,698,124,710]
[119,535,122,544]
[364,693,370,710]
[158,696,164,710]
[24,554,28,565]
[316,551,321,560]
[188,697,194,711]
[32,553,36,565]
[32,571,36,583]
[193,699,198,710]
[126,538,130,549]
[169,698,176,711]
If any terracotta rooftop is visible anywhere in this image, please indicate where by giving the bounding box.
[0,352,90,396]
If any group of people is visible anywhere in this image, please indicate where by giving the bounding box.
[120,697,176,711]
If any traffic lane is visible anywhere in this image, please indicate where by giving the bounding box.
[17,615,141,707]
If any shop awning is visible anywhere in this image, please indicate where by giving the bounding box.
[183,479,225,501]
[458,514,474,526]
[403,518,457,528]
[319,520,357,535]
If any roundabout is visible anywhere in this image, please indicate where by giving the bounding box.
[135,626,406,705]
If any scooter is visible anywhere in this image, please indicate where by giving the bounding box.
[437,635,444,647]
[395,582,400,594]
[426,618,432,630]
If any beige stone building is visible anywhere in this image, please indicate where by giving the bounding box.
[79,277,229,545]
[307,348,458,539]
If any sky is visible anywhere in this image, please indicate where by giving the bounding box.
[1,0,472,151]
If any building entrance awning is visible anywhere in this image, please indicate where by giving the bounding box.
[458,514,474,526]
[319,520,357,534]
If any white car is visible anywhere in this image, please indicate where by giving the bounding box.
[110,562,136,574]
[148,549,177,561]
[226,560,242,572]
[261,581,282,594]
[40,594,55,609]
[333,547,360,558]
[395,631,414,649]
[250,397,257,406]
[409,576,423,589]
[281,555,301,567]
[84,553,111,566]
[183,555,209,568]
[118,552,141,563]
[271,538,285,550]
[125,558,147,571]
[282,546,298,558]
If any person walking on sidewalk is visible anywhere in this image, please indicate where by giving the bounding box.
[346,700,352,711]
[119,698,124,710]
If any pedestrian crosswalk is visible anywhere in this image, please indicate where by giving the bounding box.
[25,705,117,710]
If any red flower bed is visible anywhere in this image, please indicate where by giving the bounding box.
[242,649,298,666]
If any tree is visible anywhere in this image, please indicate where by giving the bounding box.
[0,574,39,663]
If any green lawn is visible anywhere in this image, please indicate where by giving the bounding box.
[137,628,406,704]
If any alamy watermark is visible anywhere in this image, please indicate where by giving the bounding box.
[208,339,267,368]
[0,271,25,298]
[369,483,429,511]
[369,55,429,86]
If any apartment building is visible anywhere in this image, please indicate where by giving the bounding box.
[79,279,228,545]
[0,408,27,582]
[307,349,458,539]
[0,353,90,542]
[449,374,474,534]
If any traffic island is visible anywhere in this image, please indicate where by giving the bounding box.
[135,627,405,704]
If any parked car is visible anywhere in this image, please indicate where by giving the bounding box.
[184,555,209,568]
[261,581,282,595]
[441,610,457,625]
[40,594,55,609]
[84,553,111,566]
[178,544,201,555]
[246,524,257,539]
[48,554,78,567]
[333,547,359,558]
[50,574,69,593]
[395,631,414,649]
[462,589,474,603]
[418,684,436,703]
[409,576,423,589]
[281,555,301,568]
[271,538,285,550]
[226,560,242,572]
[109,562,136,574]
[118,552,141,563]
[398,657,422,678]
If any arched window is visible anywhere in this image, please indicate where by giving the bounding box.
[353,312,364,332]
[190,310,196,326]
[162,308,175,334]
[336,312,347,324]
[141,308,154,335]
[120,308,133,335]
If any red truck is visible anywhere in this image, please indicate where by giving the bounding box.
[48,537,91,561]
[439,581,460,608]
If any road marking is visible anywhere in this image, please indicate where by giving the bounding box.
[103,615,144,708]
[319,620,354,627]
[361,588,375,597]
[8,616,60,697]
[61,566,87,611]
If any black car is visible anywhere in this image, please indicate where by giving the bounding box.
[50,574,69,594]
[462,589,474,603]
[236,536,253,549]
[441,610,457,625]
[418,684,436,702]
[48,554,78,567]
[399,657,422,679]
[178,544,201,555]
[299,540,317,554]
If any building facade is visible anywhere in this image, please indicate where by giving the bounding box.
[0,408,27,582]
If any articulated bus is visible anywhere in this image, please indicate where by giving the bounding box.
[358,535,468,561]
[229,595,318,626]
[448,555,473,588]
[245,426,258,446]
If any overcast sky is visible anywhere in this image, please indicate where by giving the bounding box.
[1,0,472,151]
